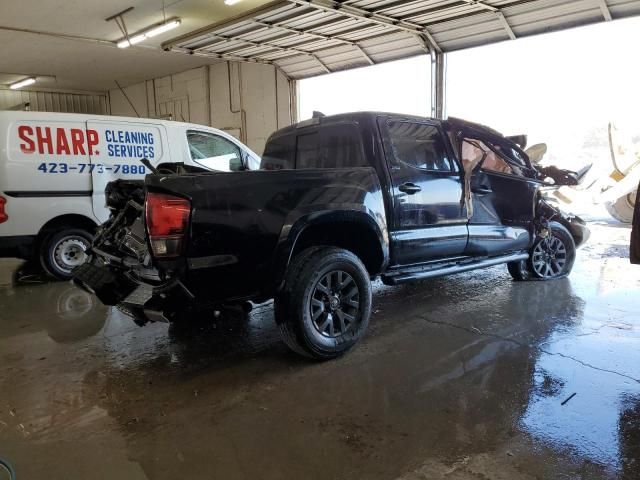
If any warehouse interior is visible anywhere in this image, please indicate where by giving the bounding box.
[1,1,640,479]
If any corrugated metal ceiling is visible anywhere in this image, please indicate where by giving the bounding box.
[163,0,640,79]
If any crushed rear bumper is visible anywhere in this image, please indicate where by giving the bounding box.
[73,261,190,325]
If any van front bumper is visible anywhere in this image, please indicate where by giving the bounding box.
[0,235,35,259]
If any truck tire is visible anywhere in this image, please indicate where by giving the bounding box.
[605,190,637,223]
[274,247,372,360]
[507,221,576,281]
[506,259,530,281]
[41,228,93,280]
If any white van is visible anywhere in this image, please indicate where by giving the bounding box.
[0,111,260,279]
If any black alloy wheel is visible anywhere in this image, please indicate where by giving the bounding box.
[310,270,360,338]
[275,246,372,360]
[531,235,568,278]
[508,221,576,281]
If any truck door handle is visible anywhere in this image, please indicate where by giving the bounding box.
[399,183,422,195]
[471,185,492,195]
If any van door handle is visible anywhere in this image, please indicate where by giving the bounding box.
[399,183,422,195]
[471,185,492,195]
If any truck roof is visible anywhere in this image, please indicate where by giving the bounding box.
[269,111,508,142]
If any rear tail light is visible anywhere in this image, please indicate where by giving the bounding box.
[0,196,7,224]
[145,192,191,258]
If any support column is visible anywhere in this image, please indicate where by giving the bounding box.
[430,51,447,119]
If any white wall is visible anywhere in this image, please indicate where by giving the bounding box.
[108,63,295,154]
[0,88,107,114]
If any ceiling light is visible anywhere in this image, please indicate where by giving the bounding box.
[116,18,181,48]
[9,77,36,90]
[117,34,146,48]
[224,0,243,5]
[145,20,181,37]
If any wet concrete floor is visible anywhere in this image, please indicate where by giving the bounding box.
[0,221,639,479]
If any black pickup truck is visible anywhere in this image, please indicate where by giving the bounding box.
[74,112,590,359]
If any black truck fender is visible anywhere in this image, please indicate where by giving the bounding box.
[271,207,390,292]
[536,196,590,249]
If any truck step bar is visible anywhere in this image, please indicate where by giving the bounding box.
[381,252,529,285]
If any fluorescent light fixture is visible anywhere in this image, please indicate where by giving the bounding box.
[224,0,243,5]
[116,18,181,48]
[9,77,36,90]
[145,20,181,37]
[117,34,146,48]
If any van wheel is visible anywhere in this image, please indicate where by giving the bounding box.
[274,247,372,360]
[41,229,93,280]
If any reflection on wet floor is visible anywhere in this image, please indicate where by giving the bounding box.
[0,223,639,479]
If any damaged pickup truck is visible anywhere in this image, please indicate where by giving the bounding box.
[74,113,590,359]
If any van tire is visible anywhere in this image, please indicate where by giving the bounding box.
[274,247,372,360]
[41,229,93,280]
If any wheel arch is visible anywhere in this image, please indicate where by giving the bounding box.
[536,196,590,249]
[273,209,389,291]
[37,214,98,242]
[553,216,590,249]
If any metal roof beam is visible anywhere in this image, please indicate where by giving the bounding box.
[355,45,375,65]
[286,0,441,53]
[461,0,498,13]
[190,29,332,72]
[396,0,521,41]
[597,0,613,21]
[162,1,291,50]
[252,19,374,64]
[459,0,517,40]
[172,46,296,80]
[287,0,421,34]
[172,46,275,66]
[496,11,516,39]
[372,0,466,18]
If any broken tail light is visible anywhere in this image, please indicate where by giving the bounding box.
[145,192,191,258]
[0,196,7,224]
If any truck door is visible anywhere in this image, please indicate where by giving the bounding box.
[460,137,539,256]
[379,118,468,266]
[86,121,168,223]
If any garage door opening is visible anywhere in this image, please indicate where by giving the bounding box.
[448,15,640,172]
[298,16,640,222]
[298,55,431,121]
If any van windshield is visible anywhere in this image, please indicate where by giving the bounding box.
[187,131,244,172]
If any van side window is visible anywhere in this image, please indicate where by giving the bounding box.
[261,133,296,170]
[387,121,456,172]
[297,124,367,169]
[187,131,243,172]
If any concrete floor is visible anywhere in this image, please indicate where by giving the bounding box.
[0,221,639,479]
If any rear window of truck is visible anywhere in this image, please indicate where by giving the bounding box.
[262,133,296,170]
[261,123,366,170]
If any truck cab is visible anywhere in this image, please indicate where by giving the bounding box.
[263,113,587,278]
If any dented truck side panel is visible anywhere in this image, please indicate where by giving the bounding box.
[466,171,538,256]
